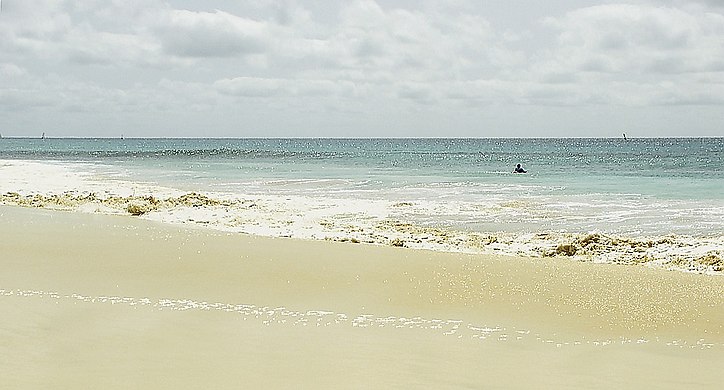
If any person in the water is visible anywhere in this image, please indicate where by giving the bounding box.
[513,163,527,173]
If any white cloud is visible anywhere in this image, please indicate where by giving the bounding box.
[528,3,724,108]
[542,4,724,75]
[0,0,723,137]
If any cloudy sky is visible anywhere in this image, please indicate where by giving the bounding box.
[1,0,723,138]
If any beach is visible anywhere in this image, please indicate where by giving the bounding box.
[2,205,723,389]
[3,0,724,385]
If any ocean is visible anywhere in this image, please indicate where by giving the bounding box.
[1,137,722,273]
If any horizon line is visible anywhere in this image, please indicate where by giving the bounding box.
[1,135,722,140]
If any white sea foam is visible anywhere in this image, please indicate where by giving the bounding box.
[0,159,182,199]
[1,159,722,274]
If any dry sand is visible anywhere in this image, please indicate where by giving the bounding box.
[1,205,723,389]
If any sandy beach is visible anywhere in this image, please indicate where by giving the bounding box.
[3,0,724,387]
[1,205,723,389]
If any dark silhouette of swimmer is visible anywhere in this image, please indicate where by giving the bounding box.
[513,164,527,173]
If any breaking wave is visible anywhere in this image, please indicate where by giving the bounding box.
[2,190,721,275]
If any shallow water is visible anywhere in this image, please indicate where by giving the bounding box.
[1,138,722,272]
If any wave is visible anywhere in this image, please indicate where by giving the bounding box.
[1,190,721,275]
[0,148,358,161]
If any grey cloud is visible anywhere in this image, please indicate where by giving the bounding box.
[214,77,351,98]
[215,77,285,97]
[0,2,169,67]
[1,0,723,137]
[578,57,616,73]
[156,10,269,58]
[0,88,56,111]
[657,93,724,106]
[396,82,436,103]
[0,63,27,77]
[540,72,578,84]
[645,56,693,74]
[542,3,724,76]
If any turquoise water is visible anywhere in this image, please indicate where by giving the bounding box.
[1,137,722,236]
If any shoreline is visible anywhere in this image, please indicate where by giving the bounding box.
[2,205,723,388]
[1,157,722,276]
[1,190,722,276]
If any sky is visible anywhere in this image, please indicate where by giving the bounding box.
[1,0,723,138]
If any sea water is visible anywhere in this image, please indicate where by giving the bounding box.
[1,137,722,272]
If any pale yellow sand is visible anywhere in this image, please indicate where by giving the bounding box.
[1,206,723,389]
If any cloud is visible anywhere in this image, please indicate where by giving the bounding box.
[156,9,270,58]
[0,0,70,58]
[64,29,162,67]
[0,0,171,67]
[396,81,436,104]
[1,0,723,137]
[542,4,724,75]
[520,3,724,108]
[0,63,27,77]
[0,88,55,111]
[332,1,494,80]
[215,77,285,97]
[214,76,353,98]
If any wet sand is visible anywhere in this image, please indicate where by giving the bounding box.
[1,205,723,389]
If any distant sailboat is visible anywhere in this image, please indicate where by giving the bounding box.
[623,133,627,140]
[41,132,46,139]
